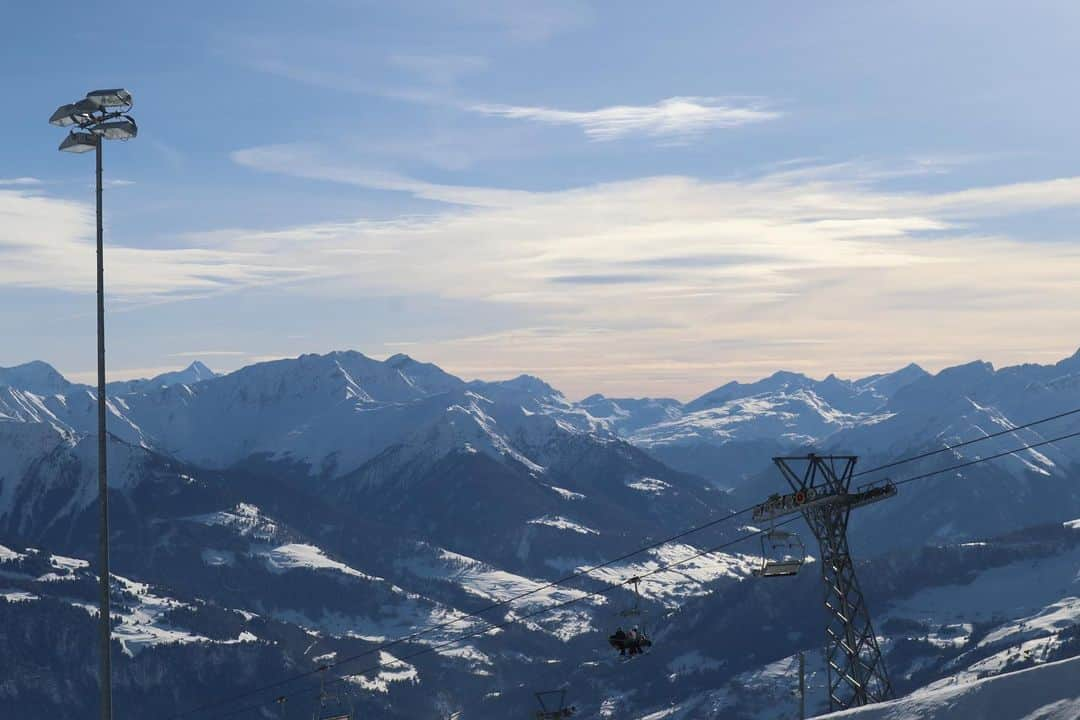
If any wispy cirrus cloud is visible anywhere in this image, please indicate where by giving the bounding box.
[0,177,42,186]
[386,53,488,88]
[0,187,301,301]
[471,96,781,141]
[230,143,530,207]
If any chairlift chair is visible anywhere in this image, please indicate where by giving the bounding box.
[534,690,576,719]
[608,578,653,656]
[314,697,352,720]
[313,669,354,720]
[752,529,806,578]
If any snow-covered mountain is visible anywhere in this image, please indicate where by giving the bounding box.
[2,348,1080,719]
[4,347,1080,563]
[106,360,218,395]
[574,364,928,488]
[0,359,75,395]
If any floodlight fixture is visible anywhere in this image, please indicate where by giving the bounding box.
[49,103,80,127]
[48,100,99,127]
[59,131,99,153]
[91,118,138,141]
[72,97,103,114]
[85,88,133,109]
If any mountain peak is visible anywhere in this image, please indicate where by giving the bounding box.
[937,359,995,382]
[501,374,561,395]
[0,361,73,395]
[178,361,216,382]
[386,353,416,368]
[767,369,811,382]
[149,361,218,387]
[685,370,815,411]
[320,350,372,363]
[468,374,565,403]
[854,362,929,399]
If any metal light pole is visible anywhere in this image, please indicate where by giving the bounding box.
[49,88,137,720]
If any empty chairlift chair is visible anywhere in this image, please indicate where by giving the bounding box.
[753,529,806,578]
[312,669,353,720]
[533,690,576,719]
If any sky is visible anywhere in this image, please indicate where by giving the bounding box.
[3,0,1080,400]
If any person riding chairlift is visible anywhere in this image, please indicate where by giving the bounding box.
[609,625,650,657]
[610,626,628,655]
[627,626,642,655]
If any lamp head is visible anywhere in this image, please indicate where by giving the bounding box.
[58,131,99,154]
[49,98,101,127]
[72,98,102,114]
[49,103,82,127]
[91,117,138,141]
[85,88,133,109]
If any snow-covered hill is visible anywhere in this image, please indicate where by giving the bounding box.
[617,520,1080,720]
[814,654,1080,719]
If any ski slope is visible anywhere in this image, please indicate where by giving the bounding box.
[814,654,1080,719]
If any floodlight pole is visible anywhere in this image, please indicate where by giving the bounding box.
[50,89,135,720]
[94,136,113,720]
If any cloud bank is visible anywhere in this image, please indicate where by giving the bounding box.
[8,153,1080,396]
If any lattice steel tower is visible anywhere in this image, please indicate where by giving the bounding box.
[759,454,895,712]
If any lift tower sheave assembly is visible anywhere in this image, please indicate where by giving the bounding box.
[754,454,896,712]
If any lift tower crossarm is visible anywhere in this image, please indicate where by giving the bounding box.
[752,475,896,523]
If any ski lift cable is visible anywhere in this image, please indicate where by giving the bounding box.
[208,517,804,720]
[891,428,1080,487]
[852,406,1080,479]
[177,409,1080,719]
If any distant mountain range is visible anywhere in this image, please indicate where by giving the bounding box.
[2,348,1080,719]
